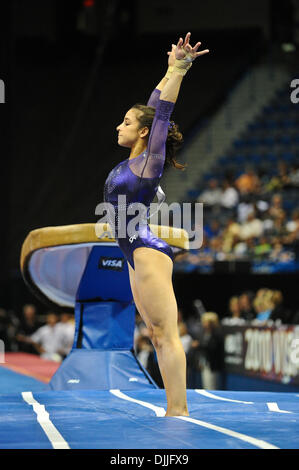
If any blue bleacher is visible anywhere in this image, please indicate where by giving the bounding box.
[190,83,298,223]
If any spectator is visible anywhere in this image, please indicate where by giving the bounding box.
[55,313,75,359]
[222,218,241,253]
[135,327,163,388]
[16,304,42,354]
[239,291,256,321]
[198,312,225,390]
[264,161,290,192]
[134,312,146,349]
[135,330,153,369]
[252,289,274,323]
[222,296,246,325]
[239,211,264,240]
[16,312,63,362]
[228,296,242,318]
[271,211,288,238]
[237,196,255,223]
[235,167,260,195]
[268,194,284,220]
[197,178,223,207]
[253,236,272,260]
[286,209,299,239]
[221,179,239,209]
[178,309,192,354]
[261,209,275,235]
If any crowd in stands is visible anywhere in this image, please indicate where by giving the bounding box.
[222,287,299,325]
[176,159,299,268]
[0,287,298,389]
[0,303,75,362]
[134,287,299,389]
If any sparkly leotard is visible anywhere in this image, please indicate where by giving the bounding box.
[103,88,174,270]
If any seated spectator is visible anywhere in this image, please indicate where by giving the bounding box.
[235,167,261,195]
[261,209,275,234]
[253,236,272,260]
[16,312,63,362]
[269,211,288,238]
[237,196,255,223]
[222,218,241,253]
[264,161,291,192]
[221,179,239,209]
[268,194,284,220]
[197,178,223,207]
[286,209,299,238]
[269,240,295,262]
[239,211,264,240]
[16,304,42,354]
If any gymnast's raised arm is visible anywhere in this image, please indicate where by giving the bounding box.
[140,33,209,178]
[146,43,176,108]
[160,32,209,104]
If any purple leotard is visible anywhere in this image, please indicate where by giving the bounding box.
[103,88,175,270]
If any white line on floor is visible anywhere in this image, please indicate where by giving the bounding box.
[21,391,70,449]
[195,389,254,404]
[267,402,292,414]
[110,389,279,450]
[110,389,166,416]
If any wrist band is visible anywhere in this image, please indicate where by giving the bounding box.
[173,54,193,76]
[165,65,174,79]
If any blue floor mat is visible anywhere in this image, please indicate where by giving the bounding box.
[0,366,47,394]
[0,388,298,449]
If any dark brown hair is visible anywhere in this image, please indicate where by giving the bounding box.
[132,103,187,171]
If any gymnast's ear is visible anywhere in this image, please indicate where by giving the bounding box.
[139,126,150,138]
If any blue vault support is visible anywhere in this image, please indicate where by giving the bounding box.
[48,244,158,391]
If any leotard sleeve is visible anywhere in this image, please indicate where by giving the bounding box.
[147,88,161,108]
[128,97,175,179]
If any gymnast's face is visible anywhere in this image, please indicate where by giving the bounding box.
[116,109,148,148]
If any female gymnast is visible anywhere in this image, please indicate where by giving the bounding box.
[104,32,209,416]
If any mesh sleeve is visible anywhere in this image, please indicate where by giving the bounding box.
[128,99,175,179]
[147,88,161,107]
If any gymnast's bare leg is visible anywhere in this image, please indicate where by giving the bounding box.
[129,248,189,417]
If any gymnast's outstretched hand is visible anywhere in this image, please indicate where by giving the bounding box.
[175,32,209,62]
[167,43,176,67]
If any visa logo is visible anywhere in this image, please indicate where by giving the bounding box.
[99,257,123,271]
